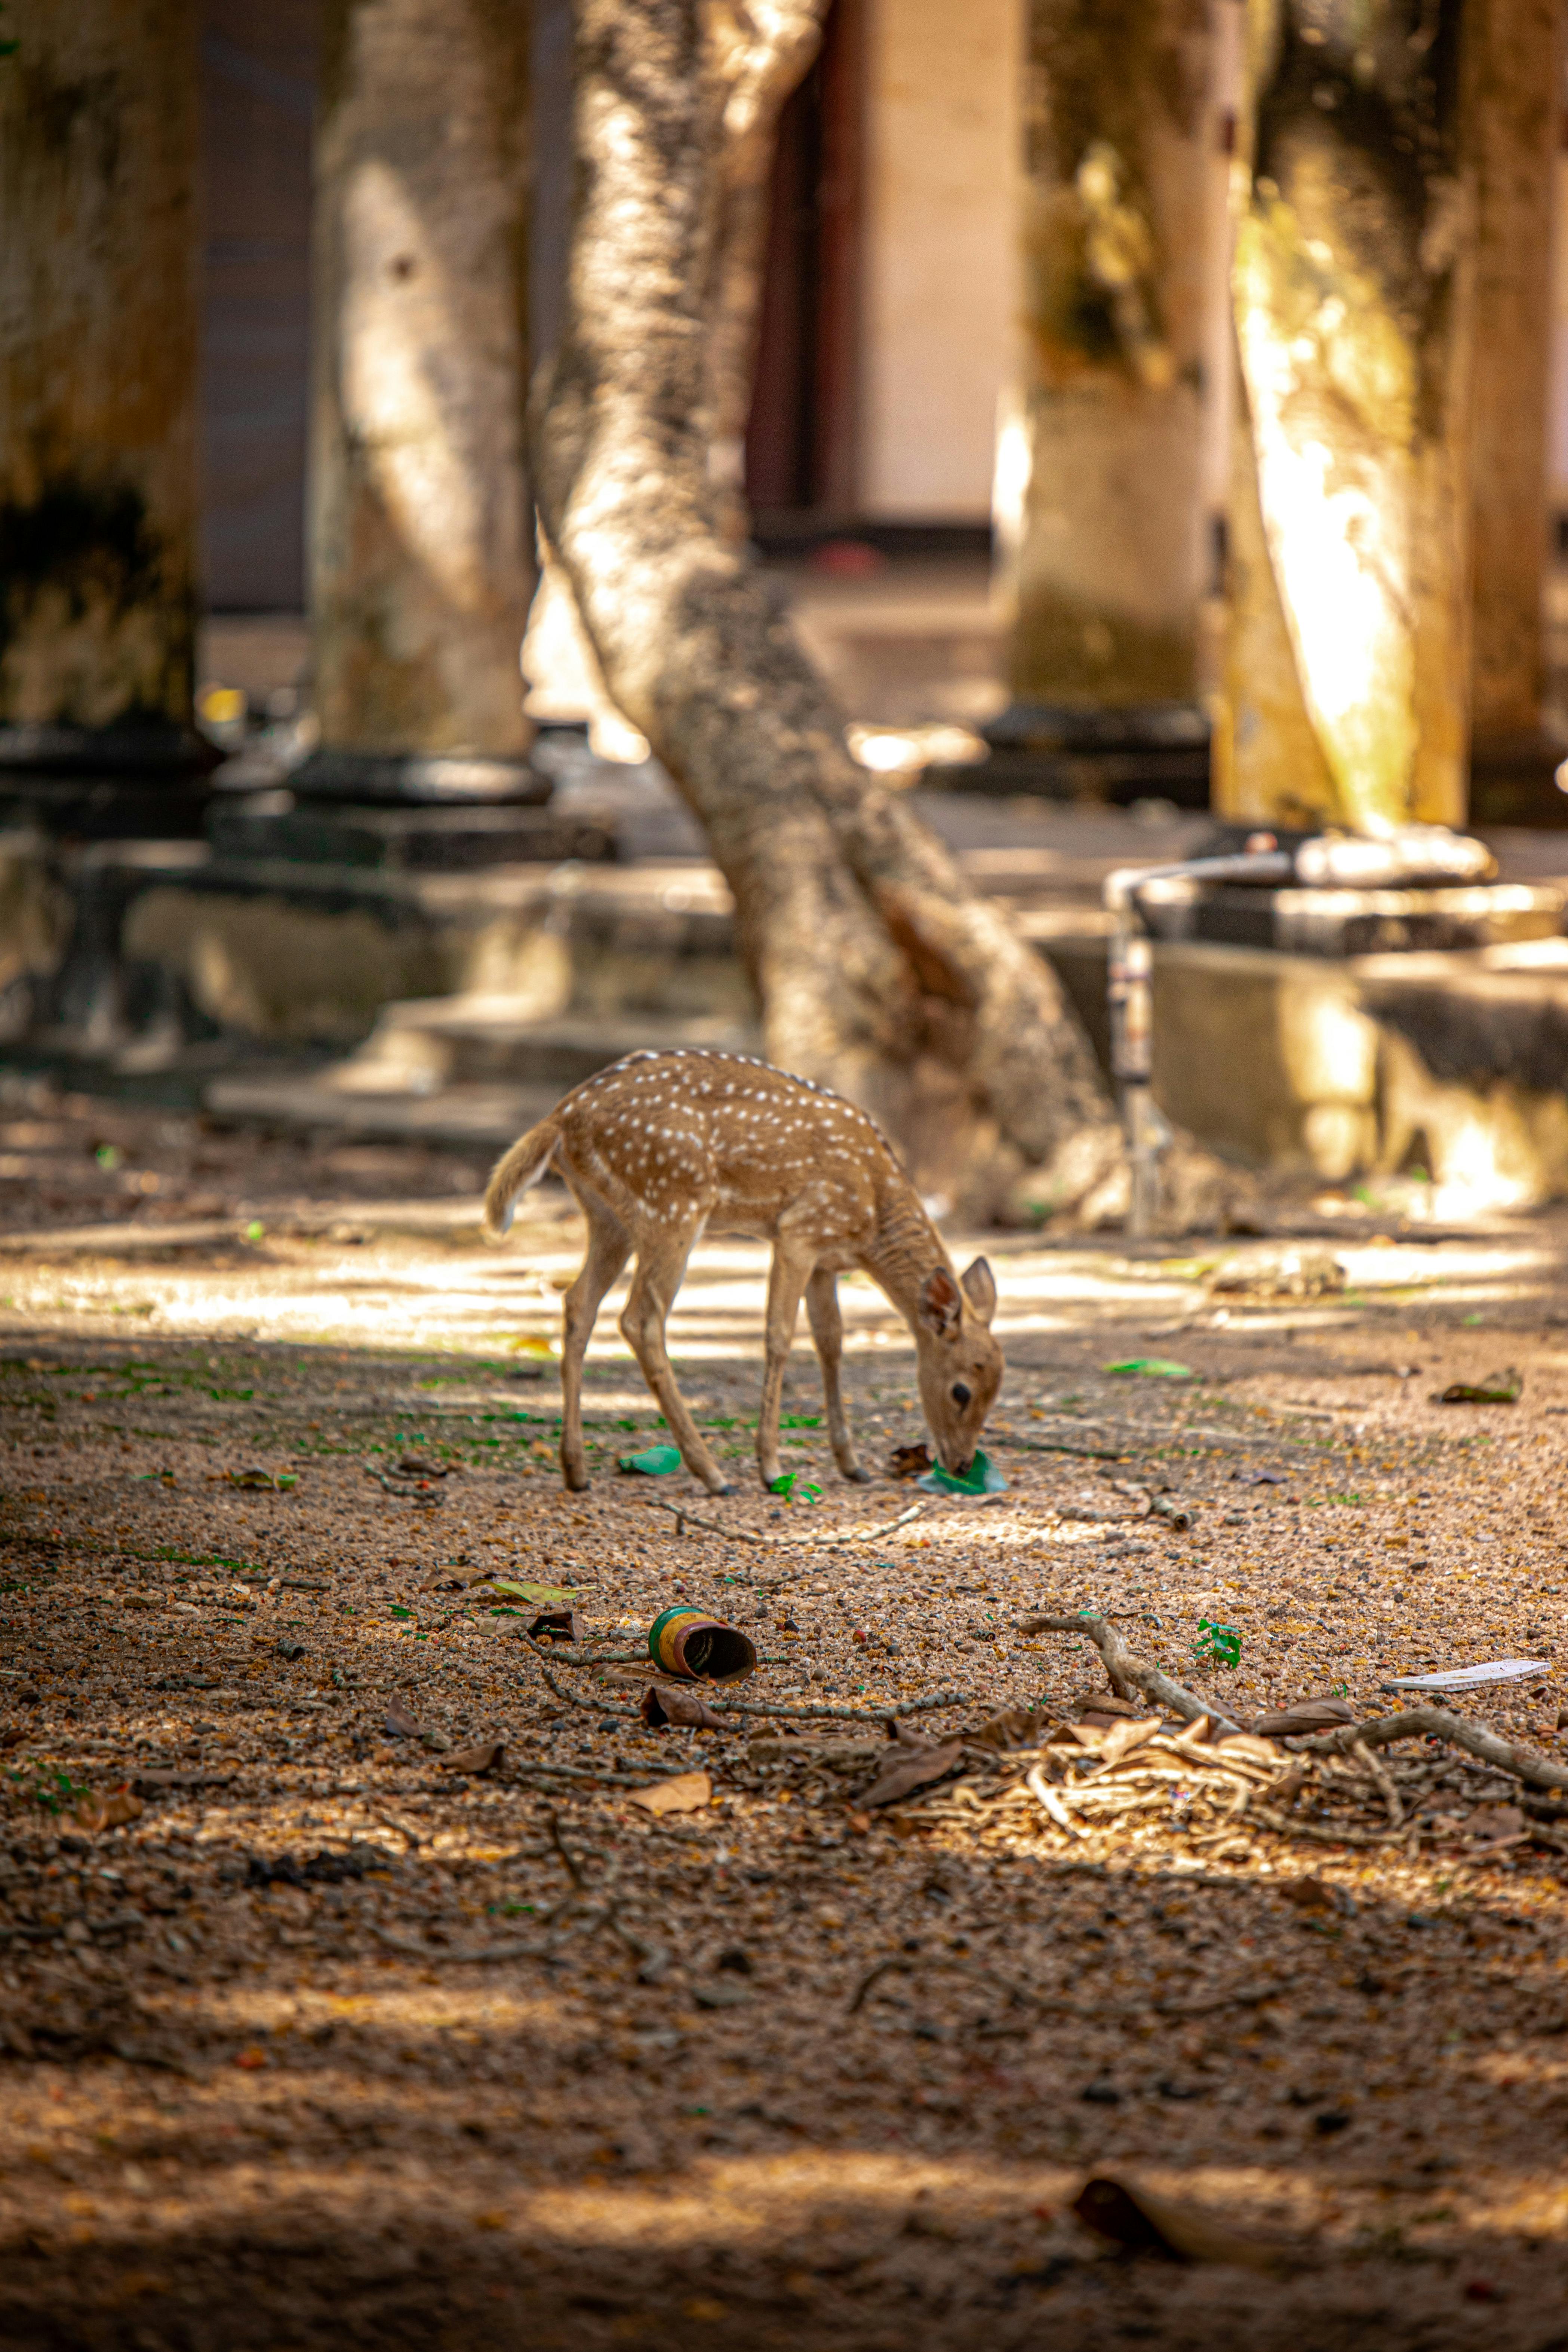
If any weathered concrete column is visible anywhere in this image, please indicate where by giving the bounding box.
[1466,0,1562,810]
[993,0,1212,769]
[0,0,206,772]
[299,0,535,799]
[1215,0,1477,834]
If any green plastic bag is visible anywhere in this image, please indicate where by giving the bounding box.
[1105,1358,1194,1380]
[917,1448,1007,1497]
[617,1442,683,1476]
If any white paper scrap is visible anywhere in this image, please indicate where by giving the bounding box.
[1386,1659,1550,1692]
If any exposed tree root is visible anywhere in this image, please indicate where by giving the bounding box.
[1019,1611,1568,1805]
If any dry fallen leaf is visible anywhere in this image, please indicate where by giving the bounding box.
[443,1742,504,1776]
[887,1442,932,1481]
[1100,1716,1163,1767]
[1437,1367,1522,1406]
[640,1683,726,1730]
[1465,1803,1527,1850]
[384,1698,423,1740]
[74,1791,144,1833]
[628,1770,712,1815]
[527,1608,584,1644]
[1211,1731,1283,1765]
[1283,1876,1337,1913]
[971,1706,1053,1751]
[1250,1698,1357,1737]
[1072,2173,1294,2272]
[855,1740,963,1810]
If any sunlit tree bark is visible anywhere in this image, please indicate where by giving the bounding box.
[0,0,205,771]
[533,0,1140,1221]
[1466,0,1560,758]
[303,0,535,790]
[1000,0,1211,714]
[1216,0,1476,833]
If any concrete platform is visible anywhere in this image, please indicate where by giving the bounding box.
[8,785,1568,1212]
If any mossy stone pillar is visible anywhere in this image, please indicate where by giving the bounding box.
[298,0,535,802]
[1215,0,1477,834]
[0,0,207,774]
[993,0,1212,785]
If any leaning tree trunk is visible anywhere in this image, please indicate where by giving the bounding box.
[533,0,1129,1223]
[1215,0,1476,834]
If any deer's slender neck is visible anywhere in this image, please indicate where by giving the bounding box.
[860,1176,948,1320]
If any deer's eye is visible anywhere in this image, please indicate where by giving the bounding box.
[951,1381,972,1407]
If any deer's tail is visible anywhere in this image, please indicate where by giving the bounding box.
[482,1116,561,1240]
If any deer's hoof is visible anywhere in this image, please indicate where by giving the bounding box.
[842,1464,872,1485]
[563,1466,590,1493]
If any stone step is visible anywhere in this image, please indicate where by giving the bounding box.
[205,792,615,871]
[205,1073,559,1151]
[337,999,763,1092]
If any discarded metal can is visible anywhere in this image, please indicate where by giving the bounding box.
[646,1606,756,1684]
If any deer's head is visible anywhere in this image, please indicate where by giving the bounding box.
[914,1257,1002,1475]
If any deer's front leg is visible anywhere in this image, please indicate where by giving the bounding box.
[757,1240,814,1491]
[557,1201,631,1491]
[619,1229,731,1495]
[806,1264,868,1481]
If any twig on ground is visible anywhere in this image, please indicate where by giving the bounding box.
[545,1806,587,1887]
[517,1647,649,1668]
[520,1635,969,1727]
[812,1501,929,1546]
[1302,1707,1568,1795]
[1153,1978,1298,2019]
[708,1687,974,1726]
[363,1468,443,1504]
[1350,1736,1404,1829]
[1017,1610,1240,1733]
[1026,1767,1089,1839]
[848,1953,1036,2015]
[1251,1809,1404,1848]
[641,1497,764,1545]
[990,1436,1125,1463]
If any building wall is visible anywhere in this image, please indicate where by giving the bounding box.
[859,0,1022,519]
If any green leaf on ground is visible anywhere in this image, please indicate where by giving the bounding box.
[618,1443,684,1476]
[917,1449,1007,1497]
[1105,1359,1193,1380]
[1193,1618,1242,1668]
[488,1578,577,1605]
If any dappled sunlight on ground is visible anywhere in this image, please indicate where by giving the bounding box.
[7,1101,1568,2342]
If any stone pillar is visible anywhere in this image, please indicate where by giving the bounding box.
[1466,0,1562,814]
[1215,0,1476,834]
[0,0,206,774]
[298,0,535,800]
[991,0,1212,786]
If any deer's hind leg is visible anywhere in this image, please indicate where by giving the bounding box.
[619,1220,730,1495]
[806,1265,868,1482]
[558,1194,632,1490]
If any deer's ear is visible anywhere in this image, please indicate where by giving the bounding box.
[960,1256,997,1326]
[919,1266,963,1337]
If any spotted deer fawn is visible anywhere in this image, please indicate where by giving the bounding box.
[483,1049,1002,1496]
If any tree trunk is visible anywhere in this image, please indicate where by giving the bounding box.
[301,0,535,793]
[0,0,205,772]
[534,0,1126,1223]
[1000,0,1211,713]
[1466,0,1560,751]
[1215,0,1476,834]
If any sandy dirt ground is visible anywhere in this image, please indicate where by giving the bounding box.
[3,1085,1568,2350]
